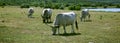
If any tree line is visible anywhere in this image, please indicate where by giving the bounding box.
[0,0,120,10]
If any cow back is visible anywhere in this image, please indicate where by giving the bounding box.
[53,12,76,26]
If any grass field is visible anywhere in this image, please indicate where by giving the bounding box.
[0,6,120,43]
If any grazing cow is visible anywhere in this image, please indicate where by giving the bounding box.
[80,9,90,22]
[28,8,34,18]
[42,8,52,23]
[49,12,78,35]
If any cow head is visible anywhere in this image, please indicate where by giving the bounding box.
[52,25,59,35]
[47,24,59,35]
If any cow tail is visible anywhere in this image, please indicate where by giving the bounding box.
[75,20,78,30]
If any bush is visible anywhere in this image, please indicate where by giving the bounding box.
[51,4,60,9]
[103,5,107,8]
[39,2,44,7]
[0,3,6,8]
[42,3,65,9]
[75,6,81,10]
[68,6,75,10]
[65,4,71,7]
[116,5,120,8]
[91,4,97,8]
[59,6,64,10]
[44,4,52,8]
[68,5,81,10]
[33,4,39,7]
[20,4,30,8]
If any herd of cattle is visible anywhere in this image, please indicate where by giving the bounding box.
[28,7,90,35]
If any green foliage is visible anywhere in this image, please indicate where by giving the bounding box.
[65,4,71,7]
[91,4,97,8]
[20,4,30,8]
[68,6,75,10]
[81,4,91,7]
[43,3,65,9]
[31,2,39,7]
[0,0,120,9]
[103,5,108,8]
[52,3,60,9]
[75,6,81,10]
[39,2,44,7]
[0,3,6,8]
[116,5,120,8]
[59,5,64,10]
[44,3,53,8]
[68,5,81,10]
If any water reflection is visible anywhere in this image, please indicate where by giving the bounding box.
[89,8,120,12]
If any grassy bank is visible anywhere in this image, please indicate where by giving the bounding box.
[0,6,120,43]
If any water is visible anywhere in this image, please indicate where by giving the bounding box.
[89,8,120,12]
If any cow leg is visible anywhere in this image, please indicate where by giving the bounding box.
[47,19,48,23]
[47,17,49,23]
[80,17,83,21]
[48,17,51,23]
[52,28,57,35]
[58,28,60,34]
[30,13,33,18]
[71,24,75,33]
[83,17,86,22]
[43,19,45,23]
[63,25,66,34]
[28,14,31,18]
[49,18,51,22]
[88,14,90,20]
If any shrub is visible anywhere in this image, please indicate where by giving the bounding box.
[75,6,81,10]
[52,4,60,9]
[65,4,71,7]
[103,5,107,8]
[59,6,64,9]
[44,4,53,8]
[59,5,64,10]
[0,3,6,8]
[91,4,97,8]
[68,6,75,10]
[20,4,30,8]
[116,5,120,8]
[68,5,81,10]
[33,4,39,7]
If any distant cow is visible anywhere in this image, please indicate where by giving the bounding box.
[49,12,78,35]
[80,9,90,22]
[42,8,52,23]
[28,8,34,18]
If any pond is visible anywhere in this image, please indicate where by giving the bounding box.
[89,8,120,12]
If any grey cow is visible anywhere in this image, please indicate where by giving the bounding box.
[28,8,34,18]
[42,8,52,23]
[49,12,78,35]
[80,9,90,22]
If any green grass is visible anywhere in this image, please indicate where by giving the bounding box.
[0,6,120,43]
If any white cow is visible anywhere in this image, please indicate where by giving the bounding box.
[49,12,78,35]
[80,9,90,22]
[42,8,52,23]
[28,7,34,18]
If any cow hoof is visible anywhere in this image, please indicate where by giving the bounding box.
[63,33,67,34]
[52,34,56,35]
